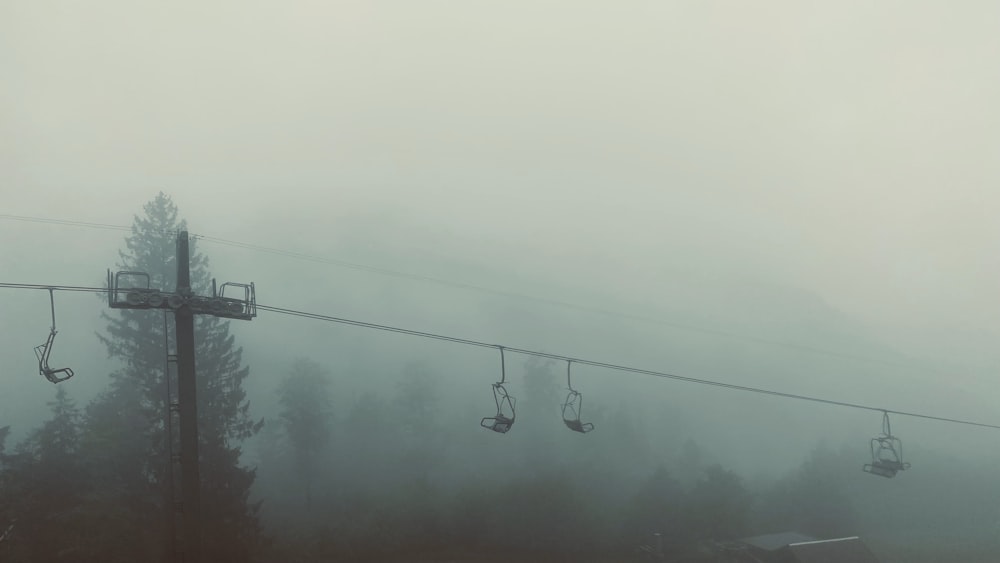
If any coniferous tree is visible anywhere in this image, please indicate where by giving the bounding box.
[1,387,94,562]
[0,425,24,561]
[0,425,11,527]
[90,193,263,561]
[520,357,560,466]
[622,465,687,549]
[686,464,752,541]
[759,444,857,538]
[393,361,439,436]
[393,361,448,481]
[0,426,11,562]
[276,358,333,510]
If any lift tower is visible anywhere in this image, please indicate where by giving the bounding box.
[107,231,256,563]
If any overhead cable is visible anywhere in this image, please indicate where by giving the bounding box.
[253,302,1000,430]
[0,212,942,372]
[0,282,106,293]
[1,281,996,430]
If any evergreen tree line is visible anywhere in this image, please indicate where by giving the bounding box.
[256,357,856,562]
[257,354,1000,563]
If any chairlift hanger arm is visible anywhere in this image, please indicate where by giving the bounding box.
[5,283,1000,432]
[47,288,56,330]
[498,346,506,385]
[561,362,595,433]
[481,346,515,433]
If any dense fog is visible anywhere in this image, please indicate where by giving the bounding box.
[4,2,1000,562]
[3,195,999,562]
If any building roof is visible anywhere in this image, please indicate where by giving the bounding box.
[740,532,817,552]
[786,536,881,563]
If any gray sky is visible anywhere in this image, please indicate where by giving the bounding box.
[3,1,1000,451]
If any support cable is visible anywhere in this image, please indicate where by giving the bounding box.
[1,281,998,430]
[253,302,1000,430]
[0,213,951,372]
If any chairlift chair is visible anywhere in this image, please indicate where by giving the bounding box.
[108,270,155,308]
[863,412,910,478]
[34,289,74,383]
[561,361,594,433]
[216,281,257,319]
[481,347,516,433]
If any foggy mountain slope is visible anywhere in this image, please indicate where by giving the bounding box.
[274,221,967,398]
[5,1,1000,559]
[2,207,993,481]
[225,229,991,480]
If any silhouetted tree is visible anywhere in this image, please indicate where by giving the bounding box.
[393,362,449,480]
[520,356,561,466]
[276,358,333,510]
[340,391,396,491]
[92,193,263,561]
[0,388,98,561]
[674,438,706,487]
[687,464,752,541]
[0,425,12,562]
[622,464,687,549]
[393,361,440,435]
[759,444,857,537]
[0,425,13,533]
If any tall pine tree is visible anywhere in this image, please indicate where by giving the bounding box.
[0,387,93,562]
[91,193,262,561]
[276,358,333,511]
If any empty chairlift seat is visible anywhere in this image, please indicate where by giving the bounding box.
[863,412,910,478]
[561,361,594,433]
[481,347,516,434]
[34,289,74,383]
